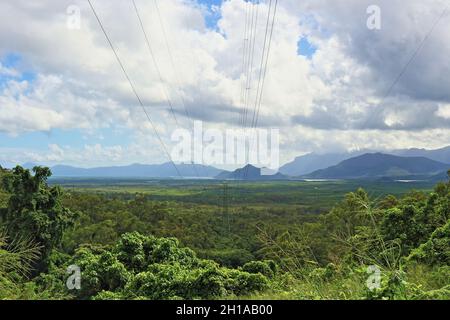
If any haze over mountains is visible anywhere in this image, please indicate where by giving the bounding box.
[2,146,449,181]
[279,146,450,176]
[280,152,367,176]
[304,153,449,180]
[20,163,223,178]
[393,147,450,164]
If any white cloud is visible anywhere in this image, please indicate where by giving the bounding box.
[0,62,19,77]
[436,104,450,119]
[0,0,449,166]
[0,74,130,135]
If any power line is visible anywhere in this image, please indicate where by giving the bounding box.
[152,0,205,178]
[239,0,251,127]
[243,0,278,181]
[153,0,193,126]
[361,5,448,130]
[87,0,182,178]
[239,0,252,127]
[250,0,274,129]
[238,0,259,181]
[251,0,278,130]
[243,1,260,129]
[132,0,200,178]
[131,0,180,127]
[234,0,253,196]
[222,182,230,234]
[240,0,256,128]
[239,0,260,181]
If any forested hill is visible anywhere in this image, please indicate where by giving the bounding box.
[305,153,449,179]
[280,146,450,176]
[0,166,449,300]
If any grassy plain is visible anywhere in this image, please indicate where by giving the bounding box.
[51,177,435,212]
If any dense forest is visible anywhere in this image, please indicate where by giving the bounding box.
[0,166,448,300]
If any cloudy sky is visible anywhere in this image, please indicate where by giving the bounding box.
[1,0,450,168]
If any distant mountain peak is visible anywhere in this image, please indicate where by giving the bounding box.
[280,146,450,176]
[216,164,288,180]
[305,152,449,180]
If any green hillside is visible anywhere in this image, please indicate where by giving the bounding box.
[0,166,449,300]
[307,153,449,179]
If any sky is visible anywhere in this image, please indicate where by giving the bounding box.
[1,0,450,168]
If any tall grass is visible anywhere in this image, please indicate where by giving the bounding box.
[0,231,42,299]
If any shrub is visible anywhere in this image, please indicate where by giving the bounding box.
[70,232,270,300]
[408,220,450,266]
[242,260,277,278]
[308,263,337,281]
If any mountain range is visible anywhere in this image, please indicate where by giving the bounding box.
[304,153,449,180]
[19,163,224,178]
[2,146,449,181]
[280,146,450,176]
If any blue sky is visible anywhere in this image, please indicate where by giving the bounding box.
[197,1,318,57]
[198,0,222,30]
[0,53,36,87]
[297,37,317,59]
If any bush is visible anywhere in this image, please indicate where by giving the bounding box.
[308,263,337,281]
[408,220,450,265]
[126,263,195,299]
[69,232,270,300]
[417,285,450,300]
[200,248,255,267]
[242,260,277,278]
